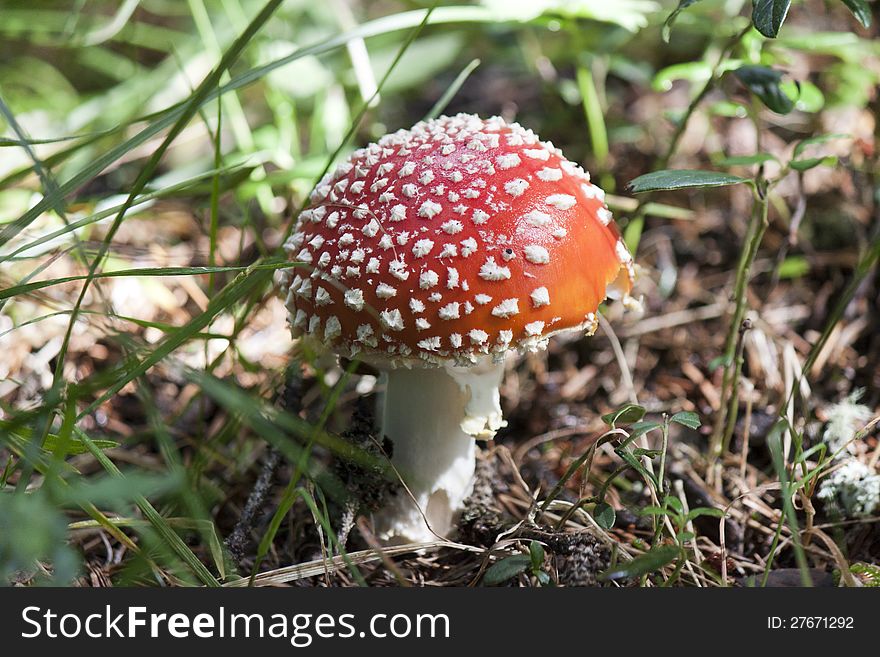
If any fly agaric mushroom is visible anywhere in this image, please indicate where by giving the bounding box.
[280,113,636,542]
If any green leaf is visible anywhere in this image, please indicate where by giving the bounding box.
[43,435,118,455]
[653,61,711,92]
[653,58,744,93]
[633,448,663,458]
[623,215,644,254]
[784,79,824,113]
[713,153,778,167]
[686,507,725,521]
[752,0,792,38]
[628,421,662,441]
[790,155,837,171]
[676,530,696,542]
[594,502,616,529]
[484,555,531,585]
[602,403,647,427]
[0,421,118,455]
[733,65,795,114]
[639,506,669,516]
[577,65,609,167]
[664,495,685,516]
[789,133,846,172]
[662,0,705,42]
[627,170,748,194]
[670,411,701,430]
[840,0,872,28]
[529,541,545,570]
[709,100,749,118]
[708,354,732,371]
[600,545,680,581]
[793,133,849,158]
[778,255,810,279]
[615,448,658,490]
[539,446,599,513]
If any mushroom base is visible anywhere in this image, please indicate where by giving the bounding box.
[371,359,506,543]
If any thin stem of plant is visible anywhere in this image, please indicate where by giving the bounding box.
[721,317,753,453]
[658,414,670,494]
[710,183,769,459]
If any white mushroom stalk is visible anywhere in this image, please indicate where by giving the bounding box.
[280,113,636,543]
[372,358,505,542]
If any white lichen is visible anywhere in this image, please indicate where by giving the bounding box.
[821,390,872,455]
[817,460,880,519]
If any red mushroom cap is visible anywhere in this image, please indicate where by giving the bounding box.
[281,113,634,366]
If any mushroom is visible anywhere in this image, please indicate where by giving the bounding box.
[280,113,636,542]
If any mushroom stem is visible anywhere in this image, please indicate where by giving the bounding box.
[372,358,506,543]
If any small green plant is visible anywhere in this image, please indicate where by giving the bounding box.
[602,407,723,585]
[484,540,551,586]
[599,544,680,583]
[539,403,723,584]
